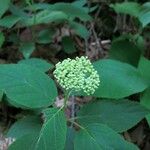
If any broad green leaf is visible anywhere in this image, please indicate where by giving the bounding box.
[69,21,89,39]
[110,2,141,17]
[9,4,29,20]
[72,0,86,8]
[77,100,149,132]
[74,123,139,150]
[0,32,5,48]
[0,64,57,108]
[111,33,145,52]
[7,116,42,139]
[93,59,147,99]
[72,0,97,13]
[37,29,56,44]
[8,133,38,150]
[22,10,68,26]
[25,0,32,5]
[62,36,76,54]
[138,3,150,27]
[35,108,67,150]
[138,56,150,84]
[109,40,141,67]
[19,42,35,59]
[25,1,92,21]
[138,11,150,27]
[51,3,92,21]
[18,58,54,72]
[112,33,133,42]
[25,3,51,10]
[9,108,67,150]
[0,15,20,28]
[132,34,145,52]
[142,2,150,8]
[0,0,10,18]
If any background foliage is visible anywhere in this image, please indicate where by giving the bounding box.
[0,0,150,150]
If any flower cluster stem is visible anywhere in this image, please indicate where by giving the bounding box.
[64,91,69,108]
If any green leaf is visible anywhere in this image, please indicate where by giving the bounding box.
[35,108,67,150]
[9,108,67,150]
[74,123,139,150]
[25,3,51,11]
[72,0,97,13]
[138,56,150,84]
[9,4,29,20]
[72,0,86,8]
[77,100,149,132]
[22,10,68,26]
[138,11,150,27]
[110,2,141,17]
[19,42,35,59]
[18,58,54,72]
[0,32,5,48]
[20,2,92,28]
[113,33,132,41]
[25,2,92,21]
[93,59,147,99]
[8,133,39,150]
[109,40,141,67]
[7,116,42,139]
[0,15,20,28]
[69,21,89,39]
[62,36,76,54]
[138,3,150,27]
[51,3,92,21]
[142,2,150,8]
[132,34,145,52]
[0,0,10,18]
[0,64,57,108]
[37,29,56,44]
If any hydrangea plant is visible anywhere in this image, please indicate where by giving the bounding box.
[53,56,100,95]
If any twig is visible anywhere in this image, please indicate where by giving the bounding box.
[85,38,89,56]
[90,22,104,56]
[94,5,101,21]
[123,0,128,32]
[124,131,132,143]
[70,96,75,127]
[114,13,121,32]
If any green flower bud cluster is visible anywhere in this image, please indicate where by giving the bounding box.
[53,56,100,95]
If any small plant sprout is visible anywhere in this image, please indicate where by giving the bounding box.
[53,56,100,101]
